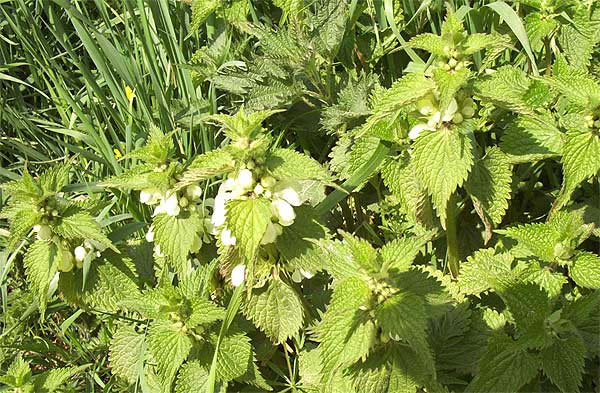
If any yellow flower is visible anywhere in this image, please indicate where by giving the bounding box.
[125,86,135,104]
[114,148,123,160]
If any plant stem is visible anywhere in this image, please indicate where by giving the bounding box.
[282,342,296,391]
[446,193,460,279]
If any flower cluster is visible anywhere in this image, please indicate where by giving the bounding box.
[584,113,600,130]
[433,45,470,73]
[408,92,477,139]
[144,183,213,256]
[211,167,304,248]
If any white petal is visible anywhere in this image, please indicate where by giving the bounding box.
[231,264,246,287]
[145,226,155,242]
[153,204,166,216]
[272,199,295,224]
[300,269,314,279]
[211,206,226,227]
[139,189,152,204]
[74,246,87,262]
[221,228,237,246]
[408,123,430,140]
[236,169,254,188]
[154,244,164,257]
[291,270,302,283]
[276,187,302,206]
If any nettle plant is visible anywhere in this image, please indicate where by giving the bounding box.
[2,5,600,393]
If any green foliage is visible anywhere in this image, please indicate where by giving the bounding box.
[1,2,600,393]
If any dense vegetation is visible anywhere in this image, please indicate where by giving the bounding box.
[1,0,599,392]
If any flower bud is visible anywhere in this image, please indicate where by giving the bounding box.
[190,235,202,253]
[37,225,52,241]
[254,184,264,195]
[417,97,435,115]
[179,196,189,208]
[58,250,74,272]
[291,270,302,283]
[231,264,246,287]
[74,246,87,262]
[260,176,277,188]
[461,105,475,119]
[185,184,203,200]
[448,58,458,68]
[452,113,464,124]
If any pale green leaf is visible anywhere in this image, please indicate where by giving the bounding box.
[265,148,331,181]
[24,240,58,315]
[153,211,202,273]
[109,324,145,385]
[569,251,600,289]
[244,279,304,343]
[500,112,563,163]
[225,198,271,261]
[413,128,475,224]
[147,320,193,382]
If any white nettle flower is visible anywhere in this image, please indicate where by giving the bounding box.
[154,244,164,257]
[74,246,87,262]
[145,225,155,242]
[408,123,435,140]
[274,185,302,207]
[441,98,458,122]
[221,228,237,246]
[236,168,254,188]
[162,193,180,216]
[271,199,295,226]
[231,264,246,287]
[140,188,161,205]
[33,224,52,241]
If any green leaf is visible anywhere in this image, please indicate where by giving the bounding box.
[318,234,377,281]
[275,206,328,272]
[466,334,539,393]
[38,163,71,194]
[569,251,600,289]
[109,324,145,385]
[496,280,551,343]
[187,299,225,329]
[517,262,567,298]
[176,148,235,188]
[153,211,202,273]
[126,126,174,164]
[265,148,331,181]
[24,240,58,316]
[273,0,303,16]
[433,67,471,111]
[458,249,513,296]
[315,277,376,379]
[100,164,154,190]
[413,128,475,224]
[524,12,558,51]
[34,365,89,392]
[541,334,585,393]
[54,211,117,252]
[465,148,513,234]
[380,157,435,228]
[500,112,563,163]
[191,0,219,34]
[7,209,41,251]
[379,235,430,274]
[367,73,437,127]
[406,33,445,56]
[556,130,600,208]
[147,320,193,383]
[176,361,226,393]
[500,222,558,262]
[215,332,253,382]
[312,0,348,58]
[0,355,31,387]
[225,198,271,261]
[244,279,304,343]
[474,66,535,113]
[375,293,435,375]
[463,33,510,55]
